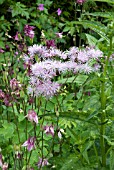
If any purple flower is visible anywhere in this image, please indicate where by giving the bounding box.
[22,137,36,151]
[0,89,5,99]
[55,32,63,38]
[0,154,3,167]
[3,94,13,106]
[15,51,18,56]
[28,80,60,98]
[25,110,38,124]
[77,0,86,5]
[24,25,35,39]
[37,4,44,11]
[15,151,22,159]
[0,48,4,53]
[37,158,49,168]
[46,40,56,49]
[14,32,19,41]
[44,125,54,136]
[58,129,64,139]
[2,163,8,170]
[10,78,21,91]
[57,8,62,15]
[5,45,10,51]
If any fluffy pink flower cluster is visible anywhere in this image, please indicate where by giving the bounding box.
[24,45,103,98]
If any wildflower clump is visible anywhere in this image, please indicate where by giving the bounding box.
[23,44,103,99]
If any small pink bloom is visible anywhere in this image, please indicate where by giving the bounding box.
[58,129,64,139]
[57,8,62,15]
[58,131,62,139]
[37,4,44,11]
[0,89,5,99]
[15,51,18,56]
[24,25,35,39]
[46,40,56,49]
[0,48,4,53]
[44,125,54,137]
[10,78,20,90]
[2,163,8,170]
[22,137,36,151]
[14,32,19,41]
[77,0,86,5]
[5,45,10,51]
[3,94,13,106]
[37,157,49,168]
[0,154,3,167]
[26,110,38,124]
[55,32,63,38]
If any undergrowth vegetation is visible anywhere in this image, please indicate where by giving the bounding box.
[0,0,114,169]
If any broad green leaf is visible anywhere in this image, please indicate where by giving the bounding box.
[85,34,98,46]
[0,0,5,4]
[18,114,25,122]
[72,20,109,42]
[57,75,88,85]
[84,12,114,20]
[0,122,16,139]
[94,0,114,4]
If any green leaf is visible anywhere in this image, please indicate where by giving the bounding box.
[72,20,109,43]
[85,111,98,121]
[84,12,114,20]
[11,2,29,19]
[57,75,88,85]
[63,26,70,32]
[0,122,16,139]
[0,0,5,4]
[94,0,114,4]
[0,41,5,48]
[110,149,114,170]
[18,114,25,122]
[85,34,98,46]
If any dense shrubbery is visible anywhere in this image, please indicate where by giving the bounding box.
[0,0,114,169]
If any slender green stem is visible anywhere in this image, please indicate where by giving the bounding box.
[100,37,112,167]
[93,142,99,166]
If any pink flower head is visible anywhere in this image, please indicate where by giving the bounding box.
[46,40,56,49]
[0,89,5,99]
[2,163,8,170]
[0,48,4,53]
[22,137,36,151]
[3,94,13,106]
[0,154,3,167]
[24,25,35,39]
[37,157,49,168]
[55,32,63,38]
[37,4,44,11]
[57,8,62,15]
[26,110,38,124]
[5,45,10,51]
[14,32,19,41]
[15,51,18,56]
[43,125,54,137]
[77,0,86,5]
[58,129,64,139]
[10,78,20,91]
